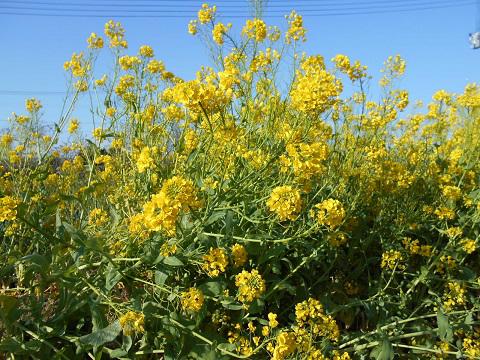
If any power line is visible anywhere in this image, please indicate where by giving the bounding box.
[0,90,66,95]
[0,0,472,12]
[0,1,474,17]
[0,0,469,8]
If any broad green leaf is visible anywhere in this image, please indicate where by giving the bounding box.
[221,300,243,311]
[370,339,394,360]
[0,295,21,324]
[155,270,168,286]
[437,310,453,342]
[163,256,184,267]
[79,320,122,347]
[0,338,26,354]
[204,211,225,226]
[21,253,49,270]
[105,265,123,291]
[199,280,226,297]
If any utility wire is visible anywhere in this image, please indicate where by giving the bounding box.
[2,0,467,2]
[0,2,474,18]
[0,0,470,8]
[0,0,473,13]
[0,1,474,17]
[0,90,66,95]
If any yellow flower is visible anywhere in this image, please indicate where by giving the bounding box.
[266,185,302,221]
[119,311,145,336]
[235,269,266,303]
[1,134,14,147]
[139,45,154,58]
[160,242,177,257]
[328,232,348,247]
[457,83,480,108]
[460,238,476,254]
[290,56,342,114]
[202,247,229,277]
[380,55,406,86]
[443,281,466,311]
[231,243,248,267]
[381,250,404,270]
[434,206,455,220]
[285,142,328,181]
[68,119,79,134]
[92,127,105,140]
[119,55,141,71]
[198,3,216,24]
[262,326,270,336]
[332,54,367,81]
[141,176,201,235]
[188,20,198,35]
[25,98,42,113]
[0,196,20,222]
[441,185,462,201]
[271,332,296,360]
[64,52,89,78]
[445,226,462,239]
[212,22,231,45]
[294,298,340,342]
[136,146,156,173]
[463,337,480,358]
[75,80,88,92]
[312,199,345,229]
[268,313,279,328]
[95,74,107,87]
[87,32,104,49]
[88,208,109,227]
[285,11,306,44]
[242,18,267,42]
[181,287,204,312]
[333,351,352,360]
[13,114,30,125]
[146,60,164,75]
[104,20,128,48]
[106,107,116,117]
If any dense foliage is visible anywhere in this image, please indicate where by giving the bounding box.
[1,4,479,359]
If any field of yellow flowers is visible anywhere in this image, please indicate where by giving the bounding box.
[1,4,479,359]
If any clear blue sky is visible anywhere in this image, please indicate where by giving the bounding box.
[0,0,478,133]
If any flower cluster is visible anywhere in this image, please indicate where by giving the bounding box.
[235,269,266,303]
[201,247,229,277]
[0,196,20,222]
[311,199,345,229]
[267,185,302,221]
[181,287,204,312]
[290,55,343,113]
[119,311,145,336]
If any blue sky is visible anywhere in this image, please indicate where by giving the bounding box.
[0,0,478,133]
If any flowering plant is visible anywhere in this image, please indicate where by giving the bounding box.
[1,4,479,359]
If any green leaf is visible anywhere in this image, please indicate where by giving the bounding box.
[221,300,243,311]
[437,310,453,342]
[62,222,86,244]
[104,348,128,359]
[370,339,394,360]
[199,280,226,297]
[163,256,184,267]
[105,265,123,291]
[21,253,49,271]
[217,343,236,353]
[204,211,225,226]
[155,270,169,286]
[79,320,122,347]
[248,298,265,314]
[0,295,21,324]
[0,338,25,354]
